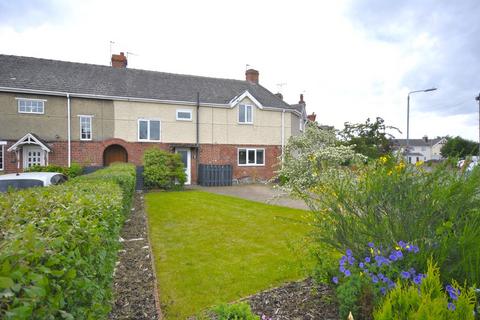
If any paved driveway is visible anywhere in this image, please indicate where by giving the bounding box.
[191,184,309,210]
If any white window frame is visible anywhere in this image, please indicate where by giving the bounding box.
[16,98,46,114]
[138,119,161,142]
[0,142,6,171]
[237,148,265,166]
[79,115,93,141]
[176,109,193,121]
[238,104,253,124]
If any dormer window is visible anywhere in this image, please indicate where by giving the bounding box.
[238,104,253,124]
[17,98,45,114]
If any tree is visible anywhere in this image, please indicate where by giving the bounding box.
[338,117,400,160]
[440,136,479,158]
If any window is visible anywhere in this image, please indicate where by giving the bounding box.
[138,119,161,141]
[238,104,253,124]
[176,109,192,121]
[238,148,265,166]
[79,116,93,140]
[0,143,4,171]
[17,98,45,114]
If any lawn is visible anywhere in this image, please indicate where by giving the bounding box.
[145,190,312,319]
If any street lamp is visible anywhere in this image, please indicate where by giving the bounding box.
[406,88,437,161]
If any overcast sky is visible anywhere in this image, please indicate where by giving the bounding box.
[1,0,479,141]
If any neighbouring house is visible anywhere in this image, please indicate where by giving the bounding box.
[392,136,447,164]
[0,53,308,184]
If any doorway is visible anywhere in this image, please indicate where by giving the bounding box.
[175,148,191,185]
[103,144,128,166]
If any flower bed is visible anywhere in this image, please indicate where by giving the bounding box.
[0,163,136,319]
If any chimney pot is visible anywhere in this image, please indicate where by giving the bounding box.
[111,52,128,68]
[307,112,316,122]
[245,69,259,84]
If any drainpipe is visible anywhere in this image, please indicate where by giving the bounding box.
[196,92,200,182]
[67,93,71,167]
[281,109,285,168]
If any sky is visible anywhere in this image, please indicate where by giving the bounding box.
[1,0,479,141]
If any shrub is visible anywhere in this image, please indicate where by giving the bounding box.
[26,162,83,178]
[374,261,476,320]
[143,148,186,189]
[0,163,136,319]
[212,302,260,320]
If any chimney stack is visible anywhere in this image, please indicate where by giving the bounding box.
[423,135,428,143]
[245,69,259,84]
[111,52,128,68]
[274,92,283,100]
[307,112,316,122]
[299,94,305,105]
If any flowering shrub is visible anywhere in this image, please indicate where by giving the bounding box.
[374,261,476,319]
[332,241,424,319]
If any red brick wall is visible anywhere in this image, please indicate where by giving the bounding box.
[2,139,281,183]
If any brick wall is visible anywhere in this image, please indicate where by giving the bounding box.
[1,139,281,183]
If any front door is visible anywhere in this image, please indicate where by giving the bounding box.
[23,146,45,168]
[175,148,191,185]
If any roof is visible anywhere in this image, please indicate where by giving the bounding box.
[392,137,445,147]
[0,54,295,110]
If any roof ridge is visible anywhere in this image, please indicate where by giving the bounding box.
[0,53,250,84]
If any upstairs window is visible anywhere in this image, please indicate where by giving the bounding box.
[17,98,45,114]
[79,116,93,140]
[138,119,161,141]
[176,109,192,121]
[238,148,264,166]
[238,104,253,124]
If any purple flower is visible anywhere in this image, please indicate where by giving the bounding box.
[389,253,397,261]
[368,242,375,248]
[446,285,460,300]
[409,268,416,276]
[380,287,387,295]
[411,245,419,253]
[364,257,371,263]
[332,276,339,284]
[387,280,396,288]
[378,273,385,281]
[359,262,364,269]
[413,275,423,285]
[394,250,403,259]
[347,256,355,265]
[448,302,456,311]
[398,241,406,248]
[346,249,353,256]
[372,275,379,283]
[344,269,351,277]
[340,265,345,273]
[400,271,410,279]
[339,256,347,266]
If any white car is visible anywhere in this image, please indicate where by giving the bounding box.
[0,172,68,192]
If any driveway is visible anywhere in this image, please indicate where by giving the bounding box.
[191,184,309,210]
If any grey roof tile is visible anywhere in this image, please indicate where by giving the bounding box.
[0,54,295,110]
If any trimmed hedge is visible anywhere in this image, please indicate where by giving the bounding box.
[0,163,136,319]
[26,163,84,179]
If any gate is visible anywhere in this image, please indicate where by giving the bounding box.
[198,164,232,186]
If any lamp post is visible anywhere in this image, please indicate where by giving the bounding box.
[476,93,480,158]
[406,88,437,161]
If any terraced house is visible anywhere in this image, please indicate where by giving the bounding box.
[0,53,307,184]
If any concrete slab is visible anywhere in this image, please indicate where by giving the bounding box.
[190,184,309,210]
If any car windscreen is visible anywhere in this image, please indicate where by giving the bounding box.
[0,179,43,192]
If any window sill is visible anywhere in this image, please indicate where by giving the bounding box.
[176,118,192,121]
[18,111,44,115]
[237,122,254,125]
[237,164,265,167]
[138,139,161,143]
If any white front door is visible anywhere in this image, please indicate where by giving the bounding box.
[23,146,45,168]
[175,148,191,185]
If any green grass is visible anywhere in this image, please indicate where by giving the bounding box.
[145,190,312,319]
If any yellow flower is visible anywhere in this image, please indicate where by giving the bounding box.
[379,156,388,164]
[387,170,393,176]
[415,160,424,167]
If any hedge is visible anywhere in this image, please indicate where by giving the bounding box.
[0,163,136,319]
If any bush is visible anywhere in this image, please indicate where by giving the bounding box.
[212,302,260,320]
[26,162,83,178]
[143,148,186,190]
[0,163,136,319]
[374,261,476,320]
